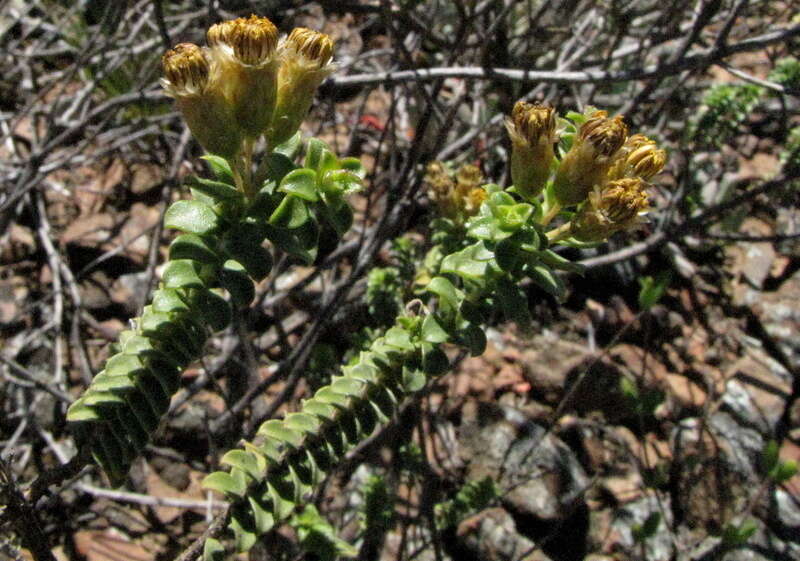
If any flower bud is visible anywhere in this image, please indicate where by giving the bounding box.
[553,112,628,206]
[268,27,335,146]
[606,134,667,181]
[571,178,649,242]
[505,102,557,200]
[161,43,242,158]
[207,15,280,138]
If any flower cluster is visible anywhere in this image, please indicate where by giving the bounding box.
[161,15,334,170]
[506,102,667,243]
[424,161,488,223]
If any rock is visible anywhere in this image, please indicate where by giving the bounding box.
[600,492,673,561]
[521,334,589,404]
[671,414,762,534]
[456,508,553,561]
[460,411,589,523]
[722,346,792,434]
[754,268,800,370]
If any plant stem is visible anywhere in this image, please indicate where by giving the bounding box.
[546,222,573,243]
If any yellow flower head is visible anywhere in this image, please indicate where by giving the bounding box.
[268,28,335,146]
[553,112,629,206]
[505,101,557,200]
[161,43,242,158]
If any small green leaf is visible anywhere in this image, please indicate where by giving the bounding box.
[201,155,234,184]
[314,386,351,408]
[402,367,427,392]
[187,176,242,201]
[303,399,339,421]
[339,157,366,179]
[421,315,450,344]
[284,412,321,435]
[221,450,264,480]
[274,131,302,158]
[384,327,414,352]
[164,200,219,235]
[638,272,671,311]
[537,249,585,274]
[304,138,328,171]
[152,288,189,314]
[440,242,494,282]
[203,538,225,561]
[169,233,219,264]
[528,264,565,300]
[269,195,310,229]
[259,419,304,447]
[202,471,247,497]
[279,168,319,201]
[330,376,365,396]
[771,460,798,484]
[192,289,231,332]
[222,222,272,281]
[230,504,258,552]
[762,440,780,473]
[247,496,276,534]
[162,259,205,289]
[220,260,255,308]
[262,152,297,183]
[426,276,462,315]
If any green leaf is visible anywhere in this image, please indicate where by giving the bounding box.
[638,272,671,311]
[303,399,339,421]
[384,327,414,352]
[495,203,533,231]
[192,289,231,332]
[66,398,104,422]
[339,157,366,179]
[151,288,189,314]
[274,131,302,158]
[279,168,320,201]
[221,450,263,481]
[169,234,219,264]
[162,259,205,289]
[320,201,353,236]
[263,220,318,264]
[165,200,219,235]
[402,367,427,392]
[284,412,321,435]
[230,504,258,552]
[201,155,234,184]
[202,471,247,497]
[304,138,328,171]
[536,249,585,274]
[220,260,255,308]
[247,496,276,534]
[222,222,272,281]
[426,276,462,315]
[203,538,225,561]
[528,264,565,300]
[187,176,242,202]
[269,195,310,229]
[771,460,798,484]
[324,169,362,195]
[440,242,494,282]
[315,386,351,408]
[330,376,365,396]
[421,315,450,344]
[262,152,297,184]
[259,419,304,447]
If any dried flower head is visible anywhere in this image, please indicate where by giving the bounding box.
[607,134,667,181]
[284,27,335,68]
[207,15,278,66]
[161,43,241,158]
[571,178,650,242]
[268,28,336,146]
[161,43,210,97]
[505,101,557,200]
[206,15,280,138]
[553,112,629,206]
